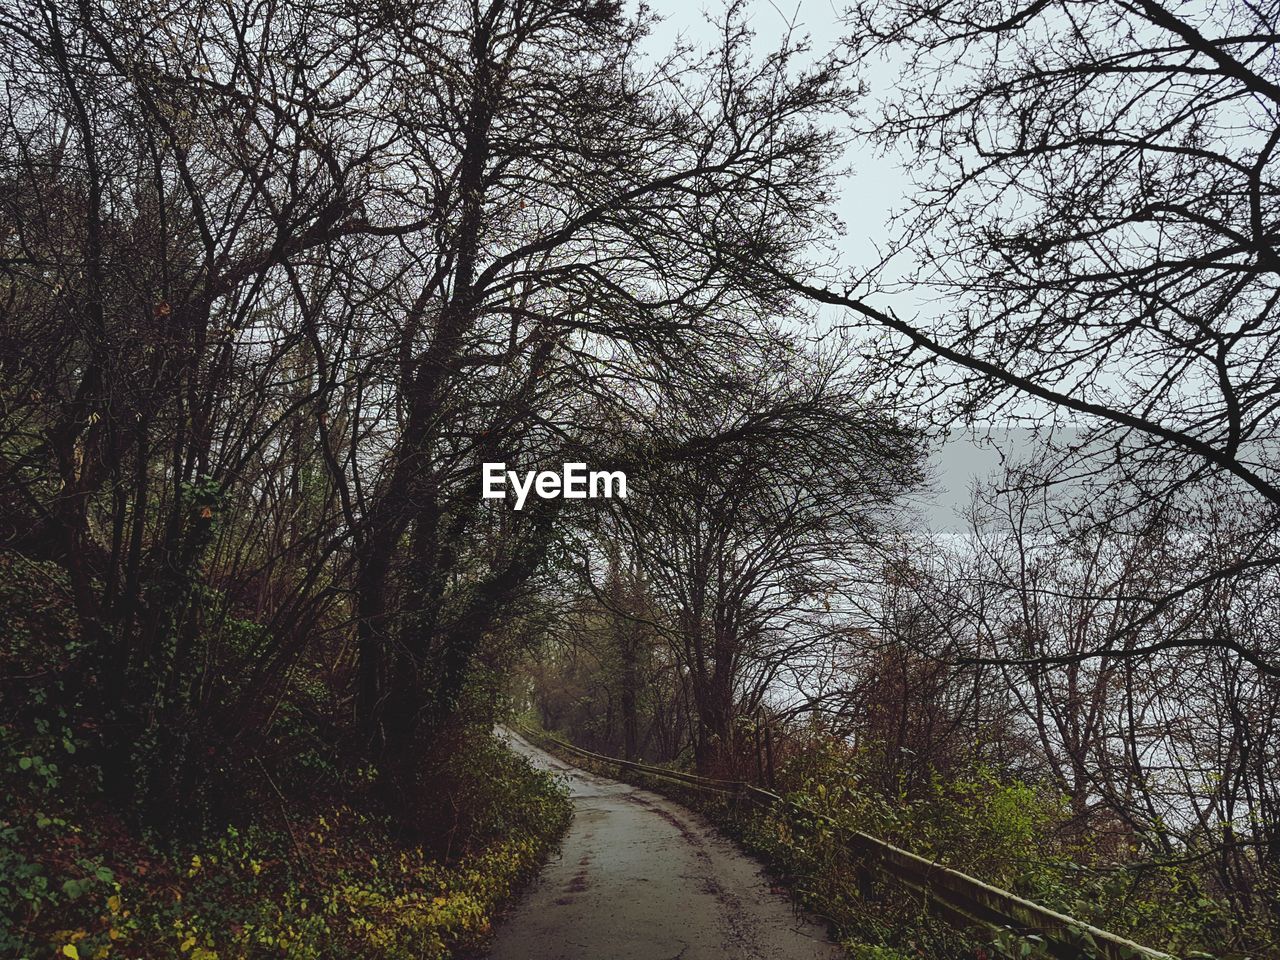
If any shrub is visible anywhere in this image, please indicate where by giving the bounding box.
[0,724,570,960]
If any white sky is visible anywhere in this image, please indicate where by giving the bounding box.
[640,0,909,275]
[638,0,999,528]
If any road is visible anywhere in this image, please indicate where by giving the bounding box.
[487,729,842,960]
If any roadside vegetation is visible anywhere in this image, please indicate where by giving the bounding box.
[0,0,856,956]
[740,735,1246,959]
[524,517,1279,960]
[524,707,1261,960]
[2,557,571,960]
[4,0,1279,957]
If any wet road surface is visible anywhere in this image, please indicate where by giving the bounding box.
[486,729,842,960]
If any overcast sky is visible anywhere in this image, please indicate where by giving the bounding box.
[641,0,908,278]
[637,0,1006,529]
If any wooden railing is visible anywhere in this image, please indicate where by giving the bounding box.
[511,723,1175,960]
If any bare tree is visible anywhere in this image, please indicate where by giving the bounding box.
[0,0,861,816]
[606,343,924,773]
[776,0,1280,671]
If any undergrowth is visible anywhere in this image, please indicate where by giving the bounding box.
[524,720,1270,960]
[1,558,572,960]
[738,738,1262,960]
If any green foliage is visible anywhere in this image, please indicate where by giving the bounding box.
[1007,859,1240,957]
[0,559,571,960]
[0,556,82,669]
[737,794,974,959]
[0,722,570,960]
[731,736,1250,960]
[847,945,918,960]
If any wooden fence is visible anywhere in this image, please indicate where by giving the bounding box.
[511,723,1176,960]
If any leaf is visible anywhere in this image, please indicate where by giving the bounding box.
[62,946,80,960]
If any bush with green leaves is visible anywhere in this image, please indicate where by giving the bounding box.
[733,736,1244,960]
[1,722,570,960]
[1,555,571,960]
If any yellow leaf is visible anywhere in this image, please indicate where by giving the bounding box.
[62,946,80,960]
[107,895,121,913]
[180,936,197,952]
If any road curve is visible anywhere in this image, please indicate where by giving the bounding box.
[488,728,842,960]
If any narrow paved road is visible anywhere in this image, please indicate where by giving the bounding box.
[488,729,841,960]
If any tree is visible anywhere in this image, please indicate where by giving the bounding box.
[0,0,859,817]
[608,342,924,773]
[781,0,1280,670]
[0,0,390,812]
[329,0,859,773]
[905,466,1280,935]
